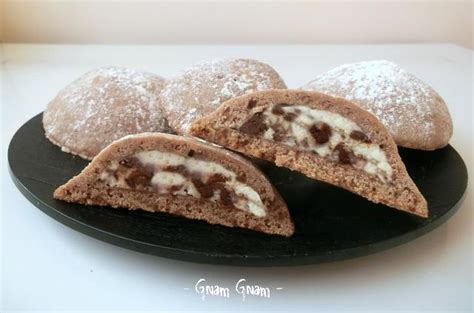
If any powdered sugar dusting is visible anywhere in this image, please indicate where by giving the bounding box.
[302,60,452,148]
[43,66,170,159]
[160,58,286,134]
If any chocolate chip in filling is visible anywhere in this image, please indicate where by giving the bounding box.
[239,112,268,135]
[270,124,286,142]
[191,173,231,199]
[247,99,257,109]
[335,143,356,165]
[309,122,332,144]
[206,173,229,184]
[271,103,285,115]
[119,157,141,168]
[350,130,371,143]
[191,176,214,198]
[120,158,154,188]
[162,164,188,175]
[283,112,297,122]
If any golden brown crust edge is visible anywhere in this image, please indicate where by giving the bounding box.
[189,89,428,217]
[53,133,294,236]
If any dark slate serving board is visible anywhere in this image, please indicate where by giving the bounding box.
[8,113,468,266]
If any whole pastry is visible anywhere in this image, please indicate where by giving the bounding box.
[301,60,453,150]
[43,66,172,159]
[159,58,287,134]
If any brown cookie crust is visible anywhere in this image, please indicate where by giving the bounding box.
[189,89,428,217]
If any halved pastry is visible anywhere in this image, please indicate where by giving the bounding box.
[189,90,428,217]
[54,133,294,236]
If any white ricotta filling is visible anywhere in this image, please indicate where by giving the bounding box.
[261,105,393,182]
[100,150,267,217]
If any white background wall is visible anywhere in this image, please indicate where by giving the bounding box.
[1,0,473,48]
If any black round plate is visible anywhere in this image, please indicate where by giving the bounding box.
[8,113,468,266]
